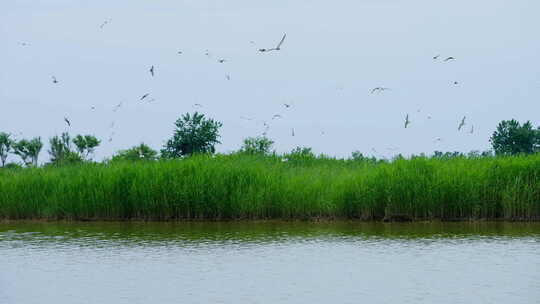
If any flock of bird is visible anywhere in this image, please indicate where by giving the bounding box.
[26,17,474,155]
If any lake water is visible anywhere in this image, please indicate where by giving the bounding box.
[1,222,539,304]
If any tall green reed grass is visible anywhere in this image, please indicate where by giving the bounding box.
[0,154,539,221]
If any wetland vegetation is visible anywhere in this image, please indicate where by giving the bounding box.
[1,115,539,221]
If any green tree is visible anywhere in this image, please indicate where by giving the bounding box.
[284,146,316,162]
[12,137,43,166]
[73,135,100,161]
[351,151,378,163]
[161,112,223,158]
[239,136,274,155]
[490,120,540,155]
[112,143,158,162]
[48,133,82,165]
[0,132,13,167]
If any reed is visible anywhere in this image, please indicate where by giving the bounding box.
[1,153,539,221]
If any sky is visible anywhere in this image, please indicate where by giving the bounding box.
[1,0,540,163]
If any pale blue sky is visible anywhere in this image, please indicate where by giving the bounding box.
[2,0,539,162]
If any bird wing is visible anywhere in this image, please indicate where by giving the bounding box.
[276,33,287,49]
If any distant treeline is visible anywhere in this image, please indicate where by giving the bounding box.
[1,113,540,168]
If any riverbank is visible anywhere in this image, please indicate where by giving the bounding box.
[1,154,539,221]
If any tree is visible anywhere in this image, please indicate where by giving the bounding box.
[239,136,274,155]
[351,151,378,163]
[48,133,82,165]
[0,132,13,167]
[12,137,43,166]
[490,120,540,155]
[161,112,222,158]
[73,135,100,161]
[283,146,316,162]
[112,143,158,162]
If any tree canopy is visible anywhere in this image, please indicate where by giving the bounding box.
[161,112,222,158]
[239,136,274,155]
[112,143,158,162]
[490,119,540,155]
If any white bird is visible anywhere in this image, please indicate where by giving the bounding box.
[272,114,282,120]
[113,102,123,112]
[140,93,150,101]
[64,117,71,127]
[371,87,391,94]
[404,114,411,128]
[52,76,58,84]
[258,33,287,52]
[149,66,155,77]
[433,54,440,60]
[225,74,231,80]
[284,103,291,108]
[444,56,456,62]
[99,19,110,29]
[458,116,466,131]
[218,59,226,63]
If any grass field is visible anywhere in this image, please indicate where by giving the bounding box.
[1,153,539,221]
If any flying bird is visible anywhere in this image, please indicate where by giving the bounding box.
[218,59,226,63]
[64,117,71,127]
[434,137,442,142]
[284,103,291,108]
[99,18,112,29]
[371,87,391,94]
[177,50,183,54]
[272,114,282,120]
[193,103,203,108]
[444,56,456,62]
[140,93,150,101]
[149,66,155,77]
[113,102,123,112]
[52,76,58,84]
[453,81,459,85]
[108,131,115,142]
[90,106,95,110]
[458,116,466,131]
[258,33,287,52]
[18,42,30,46]
[291,128,295,136]
[225,74,231,80]
[433,54,440,60]
[404,114,411,128]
